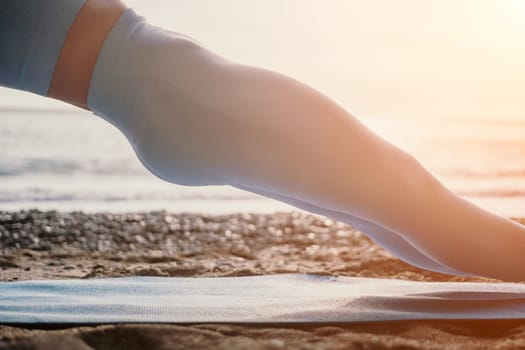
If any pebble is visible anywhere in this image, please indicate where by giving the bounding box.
[0,209,371,267]
[267,339,285,348]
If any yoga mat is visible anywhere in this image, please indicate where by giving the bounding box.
[2,274,525,324]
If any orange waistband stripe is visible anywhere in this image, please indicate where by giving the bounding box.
[48,0,127,110]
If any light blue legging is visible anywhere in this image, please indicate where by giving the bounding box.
[2,2,525,281]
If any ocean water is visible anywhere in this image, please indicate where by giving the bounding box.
[1,109,524,216]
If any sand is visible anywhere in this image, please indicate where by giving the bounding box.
[1,210,525,349]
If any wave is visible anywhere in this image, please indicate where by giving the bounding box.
[0,158,145,176]
[441,169,525,178]
[4,157,525,179]
[457,189,525,198]
[0,189,260,203]
[1,186,524,205]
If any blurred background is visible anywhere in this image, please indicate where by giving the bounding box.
[1,0,524,216]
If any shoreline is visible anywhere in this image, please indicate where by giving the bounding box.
[2,209,500,283]
[1,209,525,349]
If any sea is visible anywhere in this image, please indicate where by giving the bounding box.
[1,108,524,217]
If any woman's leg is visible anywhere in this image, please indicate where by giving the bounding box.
[235,184,469,276]
[201,63,525,281]
[222,67,525,280]
[3,1,525,281]
[111,28,525,280]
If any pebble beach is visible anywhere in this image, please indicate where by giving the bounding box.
[2,210,525,349]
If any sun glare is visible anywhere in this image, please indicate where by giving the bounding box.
[491,0,525,38]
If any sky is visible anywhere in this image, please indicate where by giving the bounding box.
[1,0,524,120]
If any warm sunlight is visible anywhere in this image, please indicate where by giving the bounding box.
[470,1,525,44]
[502,0,525,27]
[2,2,525,348]
[2,0,524,120]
